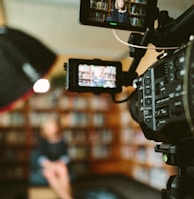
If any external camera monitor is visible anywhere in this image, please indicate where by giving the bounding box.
[80,0,157,32]
[66,58,122,94]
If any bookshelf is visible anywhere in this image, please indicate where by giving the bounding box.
[128,0,147,28]
[27,89,121,177]
[0,101,30,182]
[89,0,111,22]
[0,87,176,190]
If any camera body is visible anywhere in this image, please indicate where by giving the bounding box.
[129,40,194,144]
[65,58,122,94]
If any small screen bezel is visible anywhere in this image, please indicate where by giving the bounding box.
[67,59,122,94]
[79,0,157,32]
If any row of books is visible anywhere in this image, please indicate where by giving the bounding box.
[68,146,89,160]
[120,145,164,166]
[68,145,112,160]
[60,112,106,127]
[29,92,58,109]
[132,166,170,190]
[0,112,25,127]
[90,0,109,10]
[59,95,111,111]
[0,166,26,180]
[90,11,107,22]
[130,4,146,16]
[0,149,27,162]
[0,110,113,128]
[29,112,57,126]
[63,129,113,144]
[63,129,89,144]
[0,130,27,145]
[90,129,113,144]
[29,90,111,111]
[92,144,111,159]
[120,127,152,144]
[130,16,145,27]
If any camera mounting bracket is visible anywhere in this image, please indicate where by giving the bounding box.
[155,138,194,199]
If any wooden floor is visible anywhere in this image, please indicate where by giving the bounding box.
[72,174,161,199]
[28,187,58,199]
[0,174,162,199]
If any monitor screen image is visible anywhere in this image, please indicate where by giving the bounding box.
[78,64,117,88]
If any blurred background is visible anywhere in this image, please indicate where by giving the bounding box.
[0,0,193,199]
[1,0,193,72]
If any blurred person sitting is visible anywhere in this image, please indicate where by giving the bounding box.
[29,118,73,199]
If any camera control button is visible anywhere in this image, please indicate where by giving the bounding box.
[144,78,151,85]
[145,88,151,95]
[145,98,152,105]
[145,118,151,123]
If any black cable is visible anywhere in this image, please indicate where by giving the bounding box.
[111,93,132,104]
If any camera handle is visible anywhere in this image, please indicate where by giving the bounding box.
[155,140,194,199]
[121,28,153,87]
[112,28,153,103]
[121,6,194,87]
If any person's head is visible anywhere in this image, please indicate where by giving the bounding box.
[41,118,60,141]
[115,0,126,10]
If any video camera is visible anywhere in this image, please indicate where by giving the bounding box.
[65,0,194,143]
[64,1,194,198]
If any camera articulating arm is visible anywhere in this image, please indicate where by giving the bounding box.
[121,27,154,87]
[114,5,194,104]
[112,28,153,103]
[122,5,194,88]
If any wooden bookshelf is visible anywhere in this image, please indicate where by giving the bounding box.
[26,89,121,177]
[0,101,30,182]
[0,87,176,190]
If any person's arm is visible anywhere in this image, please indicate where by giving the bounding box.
[37,139,53,168]
[59,155,70,164]
[38,155,52,167]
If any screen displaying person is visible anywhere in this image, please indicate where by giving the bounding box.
[111,0,130,24]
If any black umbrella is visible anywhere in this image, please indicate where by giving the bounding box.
[0,26,57,110]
